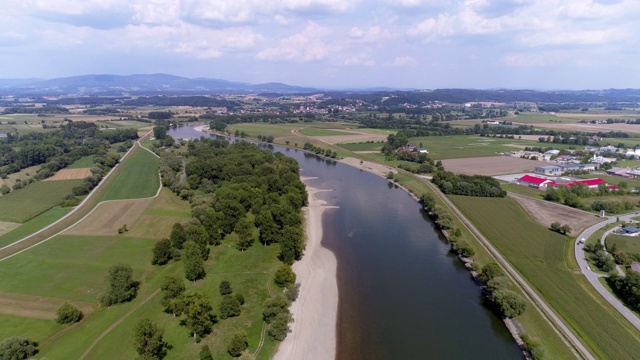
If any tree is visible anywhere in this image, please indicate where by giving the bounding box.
[133,319,167,360]
[183,241,206,282]
[182,292,217,342]
[234,217,254,251]
[263,295,290,323]
[278,226,304,265]
[560,224,572,235]
[153,126,167,140]
[0,184,9,195]
[99,264,138,306]
[152,238,173,265]
[492,289,527,318]
[161,275,185,315]
[235,293,245,305]
[227,331,249,357]
[274,265,296,288]
[268,312,293,341]
[479,263,504,283]
[185,224,210,260]
[219,280,233,295]
[284,283,300,303]
[56,302,83,324]
[550,222,562,232]
[0,337,38,359]
[219,295,241,319]
[170,223,187,249]
[199,345,213,360]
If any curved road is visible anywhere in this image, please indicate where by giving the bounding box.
[575,212,640,330]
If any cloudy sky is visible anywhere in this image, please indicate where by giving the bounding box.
[1,0,639,89]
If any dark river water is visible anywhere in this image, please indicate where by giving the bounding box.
[168,126,522,360]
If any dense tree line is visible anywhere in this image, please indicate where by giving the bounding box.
[544,183,637,213]
[608,272,640,312]
[478,263,527,319]
[432,171,506,197]
[2,105,69,114]
[123,96,241,109]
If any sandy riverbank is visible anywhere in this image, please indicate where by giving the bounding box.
[273,179,338,360]
[339,157,396,179]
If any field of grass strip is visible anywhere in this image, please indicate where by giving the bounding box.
[298,128,355,136]
[101,148,159,201]
[337,142,384,151]
[0,207,71,248]
[68,155,95,169]
[450,195,640,360]
[0,180,83,223]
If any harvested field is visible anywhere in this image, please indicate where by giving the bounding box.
[441,156,536,176]
[45,168,91,181]
[0,222,20,236]
[0,293,97,320]
[509,193,603,235]
[298,128,389,145]
[63,198,153,236]
[522,122,640,134]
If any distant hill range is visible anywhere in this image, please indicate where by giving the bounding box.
[0,74,639,103]
[0,74,320,95]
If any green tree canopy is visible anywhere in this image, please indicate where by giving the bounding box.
[99,264,138,306]
[183,241,206,282]
[0,337,38,359]
[56,303,83,324]
[132,318,167,360]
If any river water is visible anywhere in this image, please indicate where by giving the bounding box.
[168,126,522,359]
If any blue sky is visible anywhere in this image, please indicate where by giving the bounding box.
[1,0,639,89]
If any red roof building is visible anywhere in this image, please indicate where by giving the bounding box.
[518,175,554,188]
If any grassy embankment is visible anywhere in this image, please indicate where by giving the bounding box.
[0,208,71,248]
[100,148,160,201]
[450,195,640,360]
[0,144,285,359]
[606,234,640,254]
[391,172,575,359]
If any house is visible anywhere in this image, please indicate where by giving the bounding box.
[620,226,640,236]
[626,146,640,158]
[535,165,562,175]
[573,178,607,189]
[418,148,428,154]
[600,145,617,153]
[631,261,640,273]
[606,167,630,176]
[518,175,554,189]
[590,155,616,164]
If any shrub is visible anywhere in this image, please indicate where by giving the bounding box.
[274,265,296,288]
[56,303,83,324]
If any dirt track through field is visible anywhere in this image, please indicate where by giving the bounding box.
[0,293,97,319]
[45,168,91,181]
[509,193,603,235]
[441,156,537,176]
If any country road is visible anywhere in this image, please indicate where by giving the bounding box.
[575,212,640,330]
[421,179,594,360]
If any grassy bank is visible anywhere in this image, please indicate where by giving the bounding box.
[0,207,71,248]
[0,179,83,223]
[450,195,640,359]
[101,148,159,201]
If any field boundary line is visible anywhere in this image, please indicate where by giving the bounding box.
[423,180,593,360]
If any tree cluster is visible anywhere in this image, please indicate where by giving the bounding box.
[432,171,506,197]
[479,263,527,319]
[608,272,640,312]
[302,142,338,158]
[584,242,616,272]
[98,264,139,306]
[549,222,572,235]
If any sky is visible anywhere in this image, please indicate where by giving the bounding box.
[1,0,639,90]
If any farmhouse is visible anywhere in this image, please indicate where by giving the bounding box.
[606,167,630,176]
[518,175,554,189]
[619,226,640,236]
[535,165,562,175]
[418,147,428,154]
[631,262,640,273]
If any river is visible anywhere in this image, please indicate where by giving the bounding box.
[168,126,522,359]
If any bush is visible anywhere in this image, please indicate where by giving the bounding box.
[199,345,213,360]
[274,265,296,288]
[268,313,293,341]
[219,295,241,319]
[492,289,527,318]
[219,280,232,295]
[284,283,301,303]
[227,331,249,357]
[451,240,475,258]
[234,293,245,305]
[56,302,83,324]
[0,337,38,359]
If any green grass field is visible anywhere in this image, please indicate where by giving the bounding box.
[68,155,95,169]
[338,142,384,151]
[101,148,159,201]
[0,180,82,223]
[606,234,640,254]
[298,128,355,136]
[0,314,63,343]
[0,207,71,248]
[450,195,640,359]
[501,183,545,199]
[408,135,575,160]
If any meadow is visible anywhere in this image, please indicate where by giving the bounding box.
[338,142,384,152]
[298,128,355,136]
[606,234,640,254]
[0,208,70,248]
[450,195,640,359]
[406,135,546,159]
[68,155,95,169]
[0,179,82,223]
[100,148,160,201]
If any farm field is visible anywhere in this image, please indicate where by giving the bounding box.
[45,168,91,181]
[501,183,545,199]
[606,234,640,254]
[450,195,640,360]
[63,198,153,237]
[225,121,352,140]
[337,141,384,152]
[0,165,41,189]
[408,135,565,160]
[0,179,82,223]
[100,147,159,201]
[68,155,94,168]
[298,128,356,136]
[508,193,603,235]
[441,156,537,175]
[0,208,71,248]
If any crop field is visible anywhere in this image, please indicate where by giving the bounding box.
[0,293,97,320]
[0,208,70,248]
[338,142,384,151]
[298,128,356,136]
[606,234,640,254]
[63,198,154,237]
[0,179,82,223]
[0,221,20,237]
[409,135,557,160]
[45,168,91,181]
[68,155,95,169]
[441,155,537,175]
[450,195,640,359]
[0,165,41,189]
[100,148,159,201]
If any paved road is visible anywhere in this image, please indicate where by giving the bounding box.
[422,180,594,360]
[575,213,640,330]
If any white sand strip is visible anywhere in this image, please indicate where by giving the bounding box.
[273,183,338,360]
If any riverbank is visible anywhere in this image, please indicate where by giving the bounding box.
[273,179,338,360]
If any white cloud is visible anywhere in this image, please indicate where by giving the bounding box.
[257,22,335,61]
[350,26,393,42]
[342,54,376,66]
[500,51,571,67]
[391,56,417,66]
